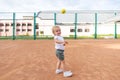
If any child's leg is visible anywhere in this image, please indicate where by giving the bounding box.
[55,49,65,74]
[56,59,61,69]
[56,49,64,70]
[61,60,72,77]
[61,60,66,71]
[56,59,63,74]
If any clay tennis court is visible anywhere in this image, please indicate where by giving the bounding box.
[0,39,120,80]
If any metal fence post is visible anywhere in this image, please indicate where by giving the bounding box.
[94,13,97,39]
[74,13,77,39]
[13,13,16,40]
[34,12,36,40]
[54,13,57,25]
[114,13,117,39]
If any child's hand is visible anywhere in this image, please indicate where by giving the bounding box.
[63,41,68,46]
[65,41,68,44]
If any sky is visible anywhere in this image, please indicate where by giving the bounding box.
[0,0,120,12]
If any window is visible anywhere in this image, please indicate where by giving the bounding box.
[5,23,9,26]
[22,23,26,26]
[16,23,21,26]
[40,31,44,34]
[11,23,13,26]
[36,23,39,29]
[0,29,3,32]
[27,29,32,32]
[5,29,8,32]
[22,29,26,32]
[85,29,90,32]
[0,23,4,26]
[16,29,20,32]
[78,29,82,32]
[70,29,75,32]
[27,23,32,26]
[11,23,15,27]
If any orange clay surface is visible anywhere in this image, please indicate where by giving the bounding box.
[0,39,120,80]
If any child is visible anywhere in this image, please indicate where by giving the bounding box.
[52,26,72,77]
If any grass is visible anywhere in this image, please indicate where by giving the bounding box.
[0,34,120,40]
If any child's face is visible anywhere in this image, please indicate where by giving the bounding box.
[54,28,61,36]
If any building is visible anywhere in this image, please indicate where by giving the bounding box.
[0,11,120,38]
[0,16,33,36]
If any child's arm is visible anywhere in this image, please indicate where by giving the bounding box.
[55,39,68,45]
[54,39,64,44]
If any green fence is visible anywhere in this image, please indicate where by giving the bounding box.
[0,12,37,40]
[0,11,120,40]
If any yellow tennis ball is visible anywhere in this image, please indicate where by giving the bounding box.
[61,9,66,14]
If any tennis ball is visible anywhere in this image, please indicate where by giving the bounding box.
[61,9,66,14]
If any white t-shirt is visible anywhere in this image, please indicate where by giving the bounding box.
[54,36,64,50]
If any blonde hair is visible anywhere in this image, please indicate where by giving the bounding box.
[52,26,60,35]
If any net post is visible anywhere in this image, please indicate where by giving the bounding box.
[114,12,117,39]
[13,12,16,40]
[34,12,36,40]
[94,13,97,39]
[54,13,57,25]
[74,13,77,39]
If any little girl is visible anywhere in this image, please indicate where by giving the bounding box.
[52,26,72,77]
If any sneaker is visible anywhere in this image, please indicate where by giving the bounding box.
[56,69,63,74]
[63,71,72,77]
